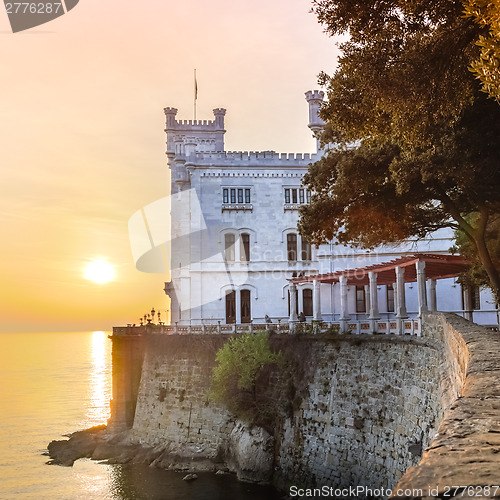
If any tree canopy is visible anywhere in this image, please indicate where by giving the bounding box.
[464,0,500,101]
[299,0,500,300]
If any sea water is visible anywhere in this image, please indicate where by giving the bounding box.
[0,331,281,500]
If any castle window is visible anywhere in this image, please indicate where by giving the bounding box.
[241,290,251,323]
[301,237,312,261]
[221,187,252,210]
[472,286,480,310]
[356,286,366,313]
[240,233,250,262]
[224,233,235,262]
[386,284,395,313]
[284,187,311,208]
[225,290,236,324]
[287,233,297,262]
[462,285,481,310]
[302,289,313,317]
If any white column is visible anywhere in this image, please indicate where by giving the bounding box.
[463,286,473,321]
[428,278,437,312]
[364,284,370,318]
[339,275,349,332]
[289,283,298,329]
[368,271,380,333]
[313,280,322,321]
[395,266,408,334]
[330,283,335,322]
[416,260,428,318]
[298,288,304,318]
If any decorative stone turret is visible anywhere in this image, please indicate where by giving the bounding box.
[213,107,226,127]
[163,107,178,129]
[305,90,325,152]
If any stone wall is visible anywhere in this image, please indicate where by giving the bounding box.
[273,335,450,492]
[117,313,498,496]
[107,332,146,433]
[391,313,500,499]
[130,335,234,455]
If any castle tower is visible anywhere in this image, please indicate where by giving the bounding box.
[305,90,325,152]
[163,107,227,324]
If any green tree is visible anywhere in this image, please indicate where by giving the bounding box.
[210,332,282,428]
[464,0,500,101]
[299,0,500,301]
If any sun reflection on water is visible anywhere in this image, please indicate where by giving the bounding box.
[80,331,112,428]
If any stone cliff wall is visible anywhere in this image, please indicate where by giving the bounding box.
[273,334,457,491]
[112,312,497,494]
[130,335,233,454]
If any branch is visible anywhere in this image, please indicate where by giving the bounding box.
[436,189,476,239]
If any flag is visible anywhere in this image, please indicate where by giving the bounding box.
[194,69,198,101]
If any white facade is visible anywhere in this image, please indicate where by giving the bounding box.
[162,93,498,328]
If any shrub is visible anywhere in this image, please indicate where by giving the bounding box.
[209,331,282,429]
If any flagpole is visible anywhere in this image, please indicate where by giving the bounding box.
[194,69,197,121]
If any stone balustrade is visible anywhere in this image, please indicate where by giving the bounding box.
[112,319,421,337]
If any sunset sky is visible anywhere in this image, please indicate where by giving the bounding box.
[0,0,339,333]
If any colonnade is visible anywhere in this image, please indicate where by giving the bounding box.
[289,260,438,334]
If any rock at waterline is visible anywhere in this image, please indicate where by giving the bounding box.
[182,473,198,481]
[47,425,107,466]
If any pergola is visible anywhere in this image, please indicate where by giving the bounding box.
[288,253,469,333]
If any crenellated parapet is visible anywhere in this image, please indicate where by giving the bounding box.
[164,107,226,155]
[164,107,226,130]
[184,150,321,168]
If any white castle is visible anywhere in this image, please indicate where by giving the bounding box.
[131,92,498,332]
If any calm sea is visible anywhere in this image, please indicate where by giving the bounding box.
[0,331,281,500]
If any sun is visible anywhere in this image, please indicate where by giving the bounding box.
[84,259,115,284]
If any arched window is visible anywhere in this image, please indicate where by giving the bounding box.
[287,233,297,261]
[240,233,250,262]
[302,289,313,316]
[240,290,251,323]
[225,290,236,324]
[224,233,235,262]
[301,237,312,261]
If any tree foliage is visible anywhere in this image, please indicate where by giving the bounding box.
[464,0,500,101]
[209,332,282,429]
[299,0,500,301]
